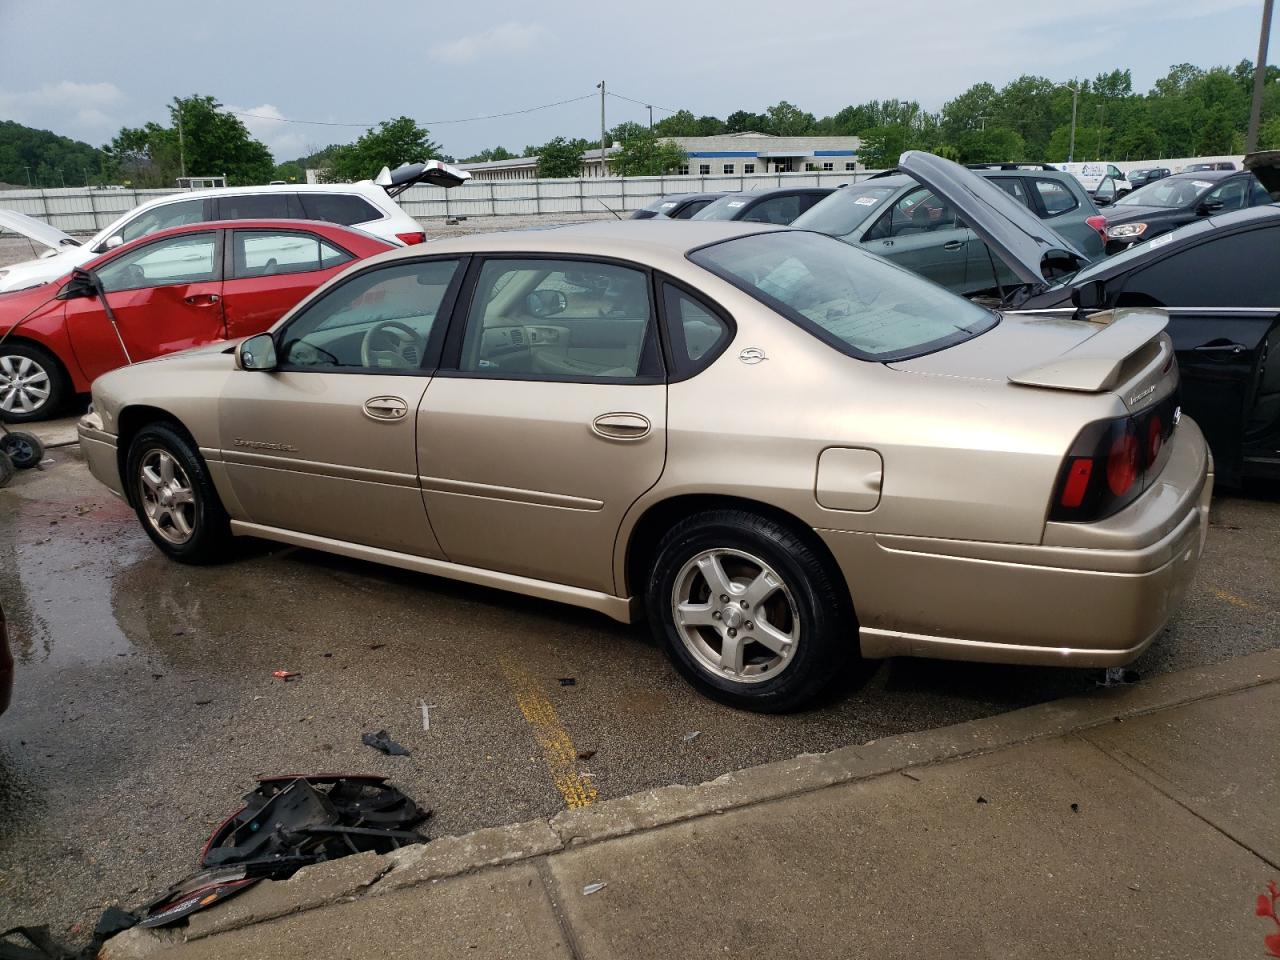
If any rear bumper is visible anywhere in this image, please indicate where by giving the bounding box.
[821,418,1213,667]
[77,412,125,499]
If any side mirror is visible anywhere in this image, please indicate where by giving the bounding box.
[58,268,97,301]
[236,333,277,371]
[1094,195,1114,207]
[104,235,124,251]
[1071,279,1107,311]
[1196,200,1224,216]
[525,289,568,318]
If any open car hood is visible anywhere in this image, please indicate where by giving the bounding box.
[1244,150,1280,200]
[375,160,471,198]
[897,151,1088,289]
[0,208,79,252]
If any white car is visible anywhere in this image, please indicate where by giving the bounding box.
[1055,162,1132,200]
[0,161,470,293]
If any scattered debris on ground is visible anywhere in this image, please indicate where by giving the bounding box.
[362,729,411,756]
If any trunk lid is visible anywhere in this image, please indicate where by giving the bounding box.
[890,308,1174,413]
[1244,150,1280,200]
[0,209,79,253]
[898,151,1088,288]
[375,160,471,198]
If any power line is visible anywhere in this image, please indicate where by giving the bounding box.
[226,93,599,129]
[606,91,678,114]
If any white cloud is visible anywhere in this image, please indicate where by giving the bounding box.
[0,80,125,134]
[223,103,337,161]
[429,20,549,65]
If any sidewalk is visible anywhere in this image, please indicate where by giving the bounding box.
[106,649,1280,959]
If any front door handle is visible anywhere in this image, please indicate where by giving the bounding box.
[591,412,651,440]
[185,293,221,305]
[363,396,409,421]
[942,240,964,251]
[1193,341,1247,357]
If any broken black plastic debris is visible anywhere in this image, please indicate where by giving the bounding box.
[558,677,576,686]
[363,729,410,756]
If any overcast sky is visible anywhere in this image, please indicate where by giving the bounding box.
[0,0,1273,161]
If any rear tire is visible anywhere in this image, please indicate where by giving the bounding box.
[646,509,854,712]
[0,343,69,422]
[125,423,231,563]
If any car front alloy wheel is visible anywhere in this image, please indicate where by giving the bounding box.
[0,346,64,422]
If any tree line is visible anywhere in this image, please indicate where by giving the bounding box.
[1,61,1276,189]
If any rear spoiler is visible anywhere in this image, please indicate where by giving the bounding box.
[1009,310,1169,393]
[375,160,471,198]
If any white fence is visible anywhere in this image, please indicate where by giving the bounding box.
[0,171,868,234]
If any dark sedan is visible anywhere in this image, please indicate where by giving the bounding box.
[1015,204,1280,484]
[1104,170,1270,252]
[630,193,728,220]
[1127,167,1171,189]
[691,187,834,225]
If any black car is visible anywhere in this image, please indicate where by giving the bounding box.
[1127,167,1171,190]
[1103,170,1270,252]
[630,193,728,220]
[691,187,834,225]
[1014,204,1280,483]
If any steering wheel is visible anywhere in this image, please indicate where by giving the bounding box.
[360,320,425,369]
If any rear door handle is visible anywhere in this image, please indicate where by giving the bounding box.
[942,240,964,251]
[591,412,651,440]
[185,293,220,305]
[364,396,409,421]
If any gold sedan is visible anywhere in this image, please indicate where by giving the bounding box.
[79,214,1210,711]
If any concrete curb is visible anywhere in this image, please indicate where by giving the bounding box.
[109,647,1280,955]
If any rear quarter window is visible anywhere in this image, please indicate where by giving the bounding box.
[298,193,384,226]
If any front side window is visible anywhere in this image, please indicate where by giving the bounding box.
[741,194,804,224]
[231,230,352,279]
[1116,229,1280,309]
[1034,179,1078,216]
[1205,178,1250,211]
[863,186,958,240]
[690,231,997,362]
[118,198,205,243]
[458,258,659,380]
[1095,178,1117,203]
[96,232,218,293]
[278,259,461,372]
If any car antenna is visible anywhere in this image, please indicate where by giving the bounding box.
[597,198,623,220]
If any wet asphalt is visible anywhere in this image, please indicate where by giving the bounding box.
[0,444,1277,940]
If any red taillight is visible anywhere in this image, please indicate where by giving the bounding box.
[396,231,426,245]
[1085,215,1108,242]
[1147,415,1163,463]
[1106,428,1139,496]
[1060,458,1094,508]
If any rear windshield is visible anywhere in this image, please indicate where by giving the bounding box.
[690,231,997,362]
[790,184,899,239]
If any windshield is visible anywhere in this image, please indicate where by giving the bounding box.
[1116,177,1214,208]
[790,184,900,239]
[690,231,997,362]
[691,194,752,221]
[642,197,682,214]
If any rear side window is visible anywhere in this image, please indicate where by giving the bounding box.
[218,194,290,219]
[297,193,383,226]
[989,177,1029,207]
[231,230,352,279]
[1034,179,1079,216]
[661,282,731,375]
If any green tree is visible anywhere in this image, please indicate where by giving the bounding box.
[461,145,517,163]
[764,100,816,136]
[0,120,106,186]
[326,116,441,182]
[536,136,586,178]
[272,161,304,182]
[654,110,701,137]
[724,110,769,133]
[955,127,1025,163]
[611,130,685,176]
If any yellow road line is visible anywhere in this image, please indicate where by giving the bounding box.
[499,656,598,809]
[1213,588,1267,614]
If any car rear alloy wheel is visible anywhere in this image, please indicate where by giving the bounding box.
[0,349,61,421]
[671,548,799,683]
[139,449,197,545]
[126,423,231,563]
[648,509,855,712]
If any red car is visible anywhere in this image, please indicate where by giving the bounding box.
[0,220,394,421]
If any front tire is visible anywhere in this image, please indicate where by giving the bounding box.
[646,509,854,712]
[0,343,69,422]
[126,423,231,563]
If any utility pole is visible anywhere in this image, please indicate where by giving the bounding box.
[647,105,654,130]
[23,166,31,186]
[596,81,607,176]
[177,97,187,178]
[58,169,65,188]
[1097,104,1105,159]
[1247,0,1274,152]
[1068,84,1079,162]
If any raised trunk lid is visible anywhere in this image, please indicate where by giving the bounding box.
[375,160,471,198]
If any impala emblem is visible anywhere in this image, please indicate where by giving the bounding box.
[1128,384,1156,406]
[739,347,767,365]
